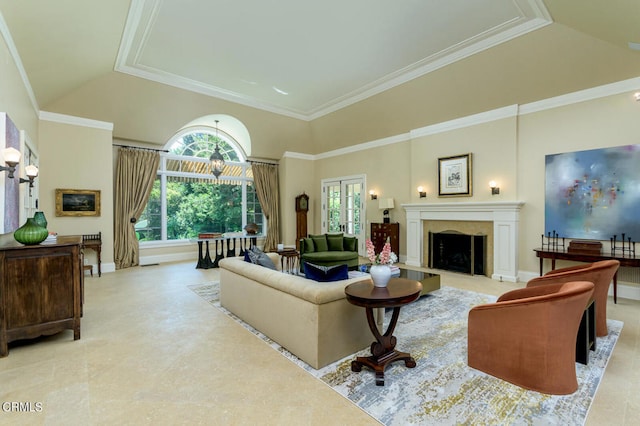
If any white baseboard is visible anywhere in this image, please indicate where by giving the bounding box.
[140,252,196,266]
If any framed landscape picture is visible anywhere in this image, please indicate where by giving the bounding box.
[438,153,472,197]
[55,189,101,217]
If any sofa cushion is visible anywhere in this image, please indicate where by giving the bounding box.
[343,236,357,252]
[248,246,277,270]
[326,233,344,251]
[304,262,349,282]
[310,234,328,252]
[302,238,315,253]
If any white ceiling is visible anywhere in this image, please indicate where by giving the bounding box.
[116,0,551,120]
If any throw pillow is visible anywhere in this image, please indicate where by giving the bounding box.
[248,246,277,270]
[310,234,328,252]
[302,238,315,253]
[326,233,344,251]
[343,236,357,252]
[243,250,252,263]
[303,262,349,282]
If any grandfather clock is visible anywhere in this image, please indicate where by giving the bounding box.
[295,193,309,242]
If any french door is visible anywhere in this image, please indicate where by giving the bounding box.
[321,175,366,254]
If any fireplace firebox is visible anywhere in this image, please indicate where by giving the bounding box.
[428,231,487,276]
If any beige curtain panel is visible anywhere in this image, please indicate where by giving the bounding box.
[250,162,280,252]
[114,148,160,269]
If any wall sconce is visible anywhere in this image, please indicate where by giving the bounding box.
[489,181,500,195]
[635,92,640,102]
[1,148,39,195]
[0,147,21,178]
[20,164,39,188]
[417,186,426,198]
[369,190,377,200]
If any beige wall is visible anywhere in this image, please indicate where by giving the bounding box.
[45,72,313,157]
[307,24,640,153]
[279,156,315,247]
[409,117,518,202]
[0,32,38,150]
[38,119,114,267]
[312,142,412,251]
[307,116,518,257]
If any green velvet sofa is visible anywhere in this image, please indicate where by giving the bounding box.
[299,233,359,271]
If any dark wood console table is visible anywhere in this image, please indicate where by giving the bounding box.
[0,235,82,357]
[534,248,640,303]
[345,278,422,386]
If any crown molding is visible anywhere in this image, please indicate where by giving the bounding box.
[116,0,552,121]
[519,76,640,115]
[282,152,315,161]
[39,111,114,131]
[0,10,40,115]
[285,74,640,161]
[410,105,519,138]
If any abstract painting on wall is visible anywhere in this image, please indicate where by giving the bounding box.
[545,144,640,242]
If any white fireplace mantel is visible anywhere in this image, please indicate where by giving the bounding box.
[402,202,525,282]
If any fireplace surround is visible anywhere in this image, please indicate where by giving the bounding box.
[403,202,524,282]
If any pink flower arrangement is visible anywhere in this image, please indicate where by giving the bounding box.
[365,238,398,265]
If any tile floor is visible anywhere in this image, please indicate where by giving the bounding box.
[0,260,638,425]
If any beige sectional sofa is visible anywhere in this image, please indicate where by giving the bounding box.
[219,253,375,369]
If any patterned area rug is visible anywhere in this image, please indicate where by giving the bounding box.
[189,282,622,425]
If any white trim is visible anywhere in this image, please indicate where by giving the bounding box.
[315,133,412,160]
[403,202,525,282]
[519,76,640,115]
[114,1,551,121]
[410,105,519,138]
[282,151,314,161]
[140,252,196,266]
[0,10,40,114]
[284,74,640,161]
[39,111,114,131]
[307,15,551,120]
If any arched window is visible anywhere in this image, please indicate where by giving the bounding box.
[136,126,264,242]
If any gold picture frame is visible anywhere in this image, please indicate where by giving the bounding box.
[55,189,101,217]
[438,153,472,197]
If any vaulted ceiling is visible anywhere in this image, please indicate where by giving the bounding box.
[1,0,639,121]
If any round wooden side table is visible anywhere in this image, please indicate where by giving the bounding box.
[345,278,422,386]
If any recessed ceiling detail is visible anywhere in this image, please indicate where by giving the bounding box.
[116,0,552,120]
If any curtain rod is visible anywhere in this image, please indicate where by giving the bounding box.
[114,143,169,153]
[248,156,279,165]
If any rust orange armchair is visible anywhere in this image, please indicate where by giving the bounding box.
[468,281,594,395]
[527,260,619,337]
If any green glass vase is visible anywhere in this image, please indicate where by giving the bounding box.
[33,211,48,229]
[13,218,49,245]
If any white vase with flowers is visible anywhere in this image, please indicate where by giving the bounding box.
[365,238,398,287]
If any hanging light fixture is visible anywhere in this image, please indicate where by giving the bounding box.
[210,120,225,179]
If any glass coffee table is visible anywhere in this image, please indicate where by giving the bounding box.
[351,264,440,296]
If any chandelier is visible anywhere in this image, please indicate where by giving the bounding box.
[210,120,225,179]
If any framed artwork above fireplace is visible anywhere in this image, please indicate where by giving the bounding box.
[438,153,472,197]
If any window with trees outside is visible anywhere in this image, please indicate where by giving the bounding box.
[135,128,264,242]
